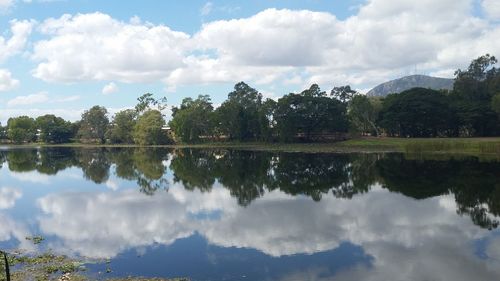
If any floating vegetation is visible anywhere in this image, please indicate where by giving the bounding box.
[0,251,84,281]
[0,250,189,281]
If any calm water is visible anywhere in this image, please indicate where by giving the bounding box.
[1,147,500,280]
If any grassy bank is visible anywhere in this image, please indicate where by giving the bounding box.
[339,137,500,155]
[3,137,500,155]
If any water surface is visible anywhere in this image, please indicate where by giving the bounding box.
[0,147,499,280]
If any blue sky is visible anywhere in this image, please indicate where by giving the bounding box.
[0,0,498,123]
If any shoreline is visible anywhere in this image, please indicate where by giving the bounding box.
[2,137,500,156]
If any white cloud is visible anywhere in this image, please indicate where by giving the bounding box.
[0,19,34,62]
[0,69,19,91]
[201,2,213,16]
[172,2,500,88]
[0,213,34,251]
[102,82,118,95]
[0,0,14,11]
[482,0,500,20]
[7,91,49,107]
[32,12,190,83]
[32,184,500,280]
[54,95,80,102]
[35,184,488,255]
[194,9,338,67]
[27,1,500,91]
[105,179,119,191]
[9,171,51,184]
[0,186,22,209]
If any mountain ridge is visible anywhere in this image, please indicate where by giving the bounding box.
[367,75,454,97]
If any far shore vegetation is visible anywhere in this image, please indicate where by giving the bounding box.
[1,54,500,151]
[3,138,500,158]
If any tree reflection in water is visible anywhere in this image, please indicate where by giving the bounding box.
[0,148,499,229]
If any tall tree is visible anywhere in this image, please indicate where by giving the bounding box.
[274,84,348,142]
[451,54,500,136]
[348,95,381,136]
[7,116,36,144]
[78,106,109,143]
[133,110,171,145]
[107,109,137,144]
[135,93,167,114]
[331,85,357,104]
[378,88,455,137]
[36,114,74,143]
[169,95,214,143]
[258,98,277,142]
[214,82,264,141]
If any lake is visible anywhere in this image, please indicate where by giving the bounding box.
[0,147,499,280]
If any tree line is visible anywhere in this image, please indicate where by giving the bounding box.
[0,93,171,145]
[1,54,499,144]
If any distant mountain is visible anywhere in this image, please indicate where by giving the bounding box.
[366,75,454,97]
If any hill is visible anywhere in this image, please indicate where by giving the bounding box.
[367,75,454,97]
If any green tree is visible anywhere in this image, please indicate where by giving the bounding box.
[133,110,171,145]
[451,54,500,136]
[454,54,498,100]
[331,85,357,104]
[274,84,348,142]
[258,98,277,142]
[214,82,264,141]
[348,95,381,136]
[378,88,455,137]
[78,106,109,143]
[169,95,214,143]
[135,93,167,114]
[107,109,137,144]
[492,93,500,119]
[7,116,36,144]
[36,114,74,143]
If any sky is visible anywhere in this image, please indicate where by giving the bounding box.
[0,0,499,123]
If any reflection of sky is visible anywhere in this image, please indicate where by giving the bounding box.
[0,154,500,280]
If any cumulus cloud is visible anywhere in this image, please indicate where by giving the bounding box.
[35,183,498,279]
[27,0,500,90]
[0,187,22,209]
[32,183,500,280]
[32,12,189,83]
[7,91,49,107]
[37,185,236,258]
[194,9,338,67]
[102,82,118,95]
[0,69,19,91]
[0,19,33,62]
[224,0,490,87]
